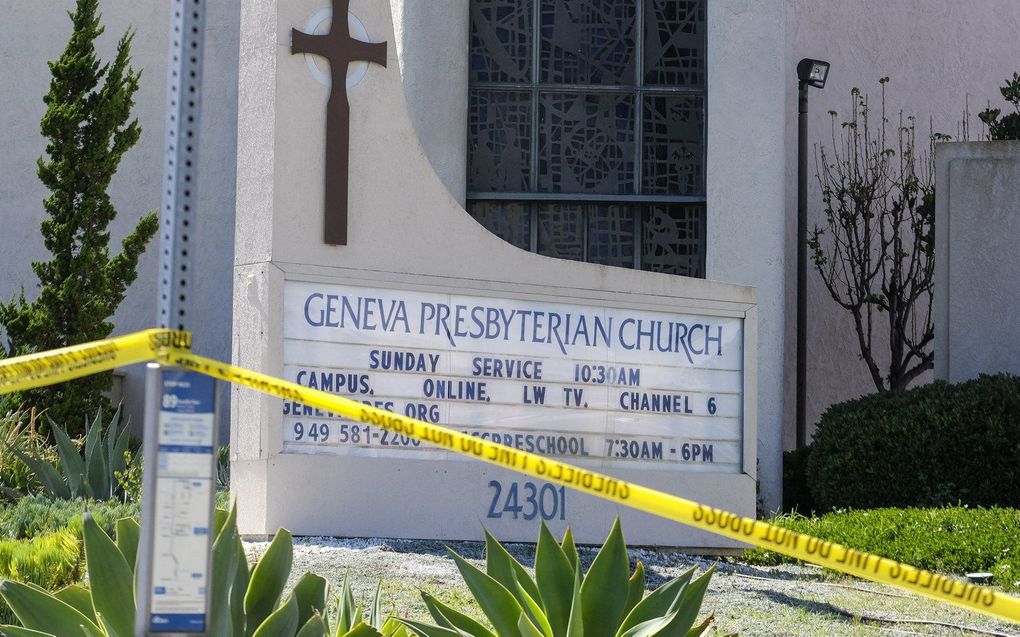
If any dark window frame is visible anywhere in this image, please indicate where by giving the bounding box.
[467,0,708,278]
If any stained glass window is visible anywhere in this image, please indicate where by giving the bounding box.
[467,0,707,277]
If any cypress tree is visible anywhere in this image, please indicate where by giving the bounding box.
[0,0,159,433]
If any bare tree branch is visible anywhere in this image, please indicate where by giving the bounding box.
[810,79,938,394]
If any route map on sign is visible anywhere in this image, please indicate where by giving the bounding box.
[282,282,745,474]
[149,372,216,633]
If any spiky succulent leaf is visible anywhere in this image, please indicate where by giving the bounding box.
[563,569,583,637]
[115,518,140,573]
[83,512,135,637]
[616,567,695,637]
[96,610,121,637]
[624,562,645,619]
[484,529,540,605]
[535,522,574,637]
[514,576,553,637]
[449,549,524,637]
[232,543,251,637]
[104,406,124,476]
[47,418,85,497]
[369,581,382,629]
[396,618,466,637]
[579,519,630,637]
[83,411,108,499]
[647,567,715,637]
[0,580,103,635]
[208,505,240,637]
[293,573,330,630]
[421,591,495,637]
[297,615,329,637]
[381,617,410,637]
[617,611,678,637]
[684,615,714,637]
[53,585,95,623]
[0,626,54,636]
[214,507,229,536]
[342,622,385,637]
[560,529,579,574]
[110,423,132,481]
[244,528,294,635]
[8,448,68,499]
[335,569,358,636]
[517,613,545,637]
[251,593,299,637]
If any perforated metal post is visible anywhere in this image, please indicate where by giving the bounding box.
[158,0,206,331]
[138,1,210,634]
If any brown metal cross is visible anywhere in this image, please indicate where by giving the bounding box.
[292,0,387,245]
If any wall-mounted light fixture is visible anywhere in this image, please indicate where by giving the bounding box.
[795,58,830,450]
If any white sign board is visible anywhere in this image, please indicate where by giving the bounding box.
[147,371,216,633]
[280,281,744,527]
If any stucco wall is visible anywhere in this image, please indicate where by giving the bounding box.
[391,0,469,204]
[0,1,239,433]
[935,141,1020,383]
[785,1,1020,447]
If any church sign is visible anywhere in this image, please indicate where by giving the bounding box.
[282,282,745,496]
[231,0,758,546]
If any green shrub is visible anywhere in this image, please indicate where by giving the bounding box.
[0,528,84,626]
[807,374,1020,511]
[403,520,727,637]
[979,72,1020,140]
[113,449,142,503]
[742,507,1020,590]
[0,529,82,592]
[0,494,136,540]
[10,407,133,501]
[0,411,57,501]
[782,445,815,515]
[993,558,1020,594]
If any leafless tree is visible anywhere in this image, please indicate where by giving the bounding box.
[809,79,946,392]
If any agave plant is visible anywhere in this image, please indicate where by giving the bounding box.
[401,520,729,637]
[8,407,131,501]
[0,507,402,637]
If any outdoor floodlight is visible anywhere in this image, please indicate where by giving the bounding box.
[797,58,830,89]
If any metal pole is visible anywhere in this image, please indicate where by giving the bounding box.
[137,0,208,633]
[158,0,206,330]
[134,363,162,636]
[796,81,809,449]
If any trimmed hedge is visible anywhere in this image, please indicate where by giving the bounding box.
[782,445,815,514]
[743,507,1020,592]
[807,374,1020,511]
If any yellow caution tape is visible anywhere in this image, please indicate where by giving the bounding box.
[2,330,1019,624]
[0,330,190,395]
[164,348,1020,625]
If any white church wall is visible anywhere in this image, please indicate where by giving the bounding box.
[935,141,1020,383]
